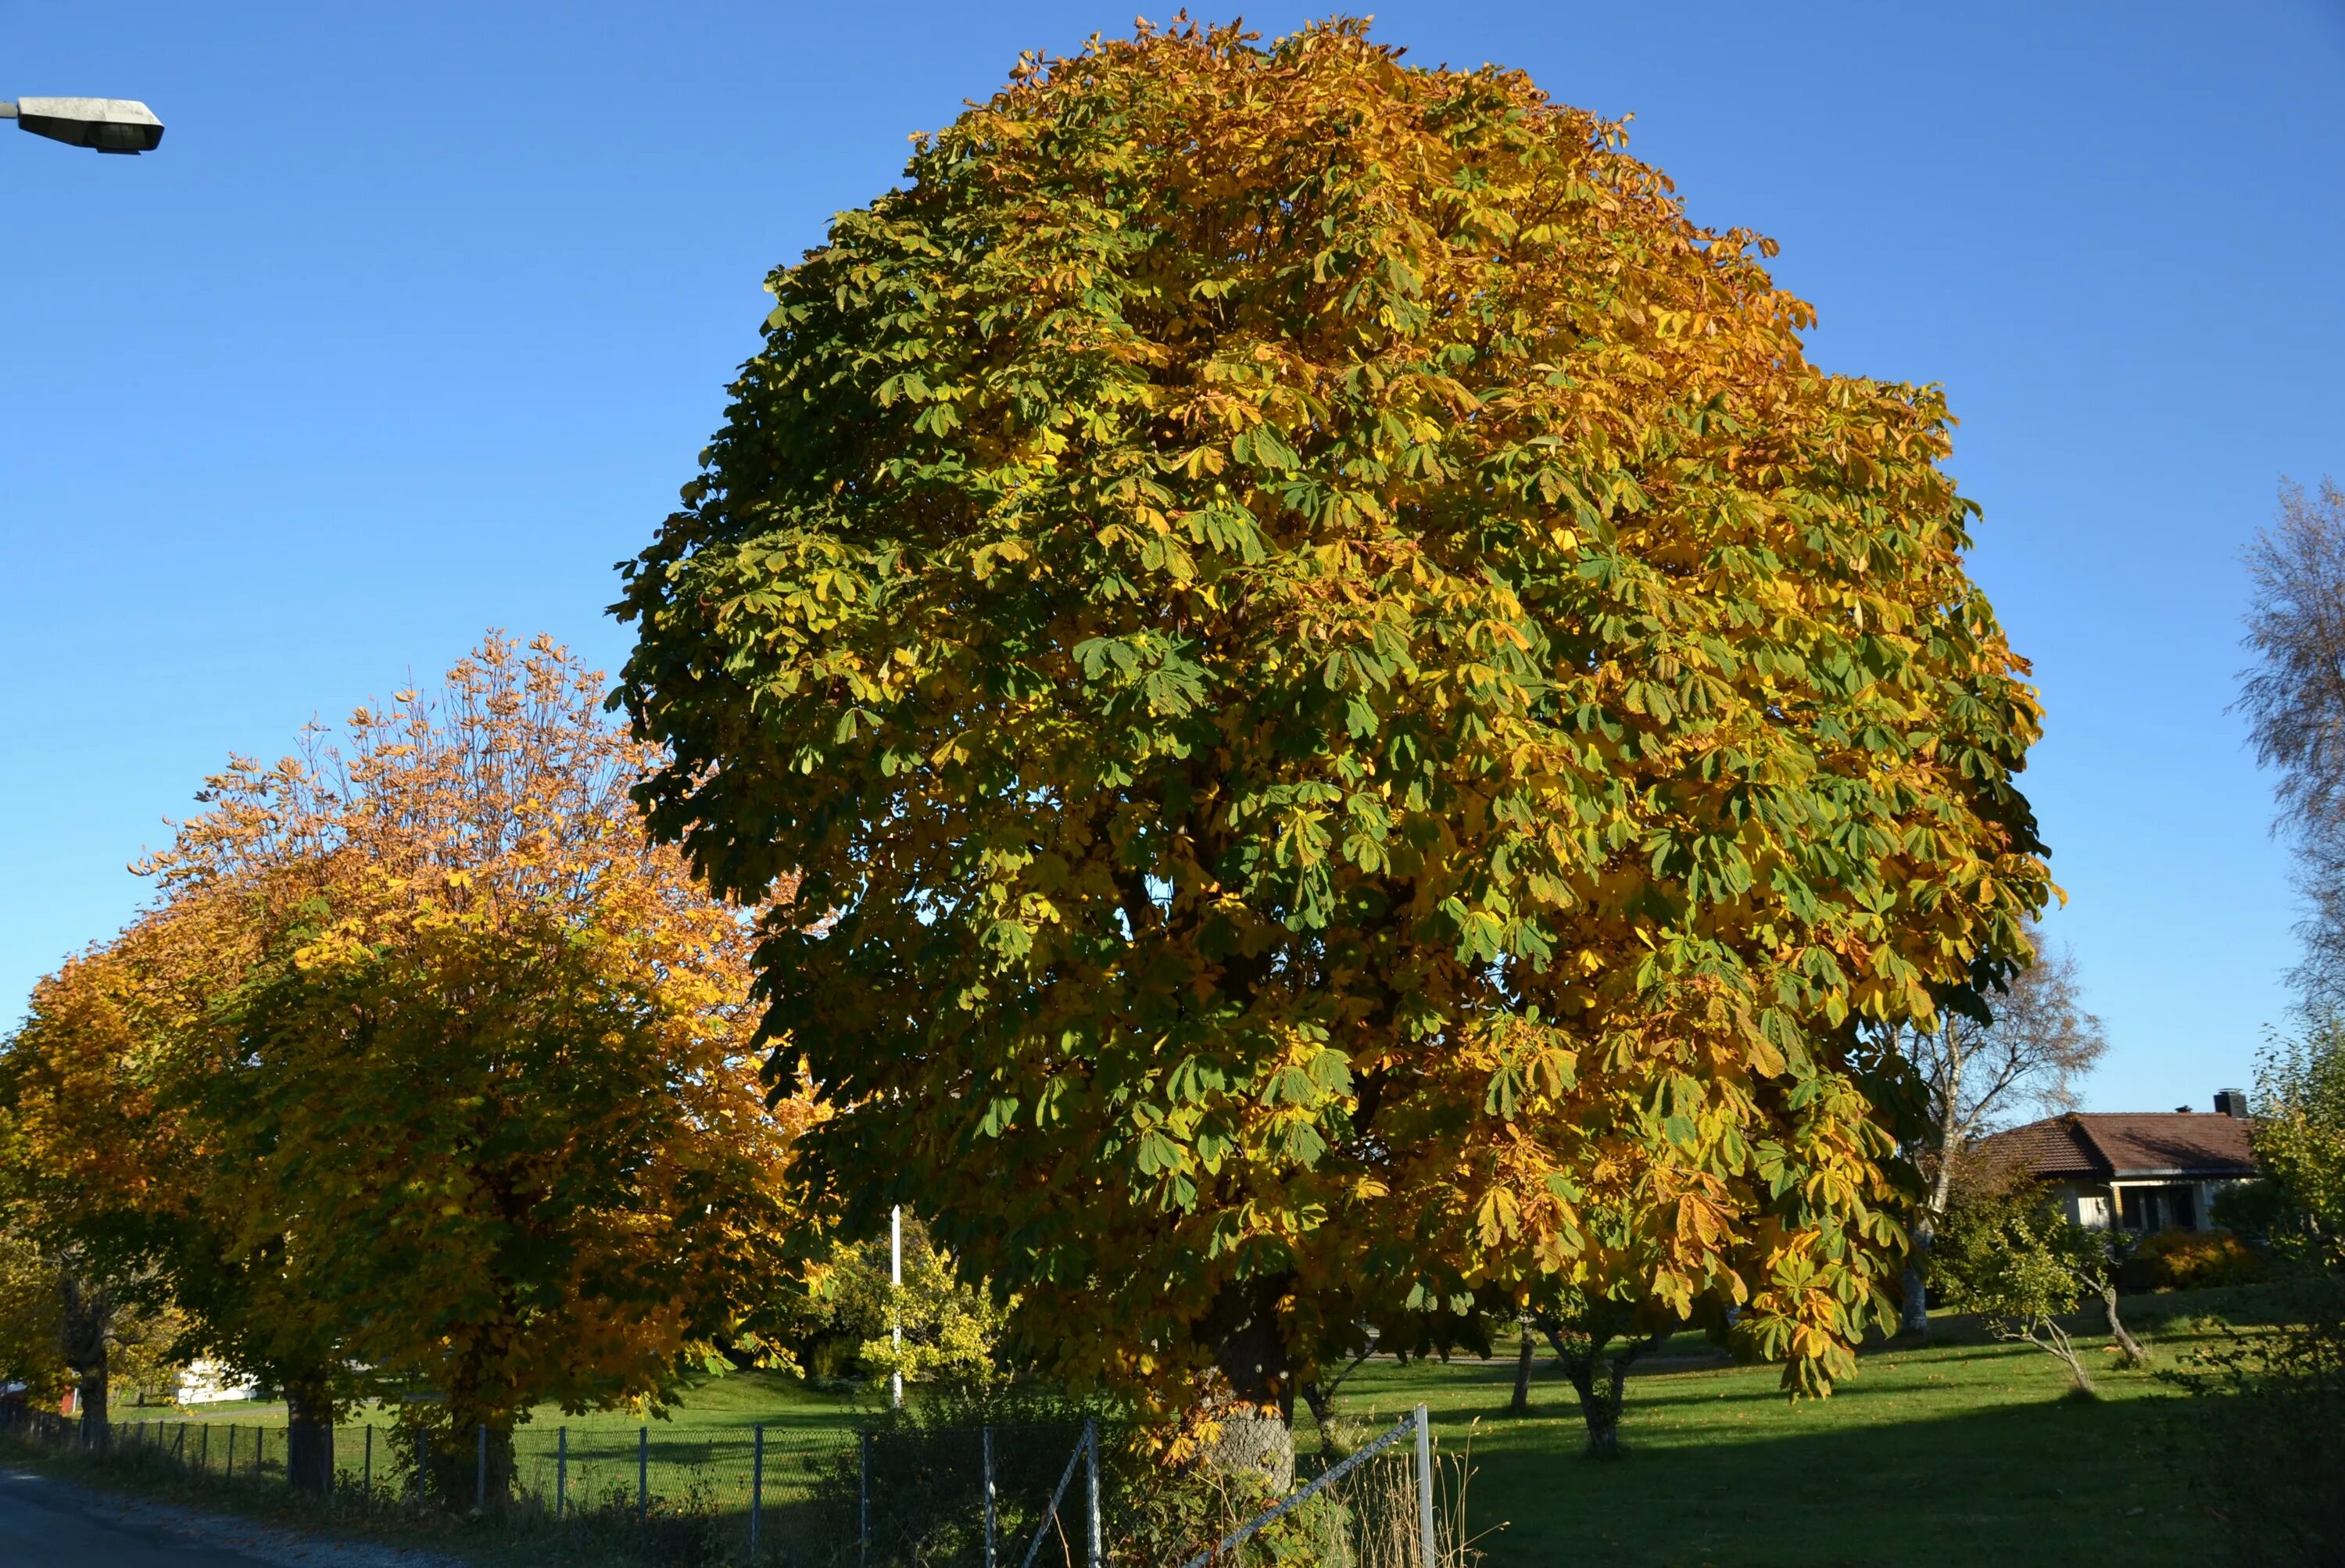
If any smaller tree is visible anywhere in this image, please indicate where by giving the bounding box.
[1524,1294,1674,1459]
[790,1215,1011,1400]
[1888,925,2106,1334]
[1933,1177,2135,1394]
[155,636,816,1501]
[2237,477,2345,1005]
[5,635,818,1501]
[2247,1019,2345,1265]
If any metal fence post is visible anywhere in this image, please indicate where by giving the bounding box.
[1412,1404,1436,1568]
[475,1423,488,1513]
[637,1424,649,1522]
[557,1426,567,1521]
[983,1425,997,1568]
[859,1430,871,1567]
[200,1424,209,1476]
[363,1426,373,1506]
[227,1424,237,1481]
[417,1427,428,1505]
[1083,1419,1101,1568]
[750,1423,764,1559]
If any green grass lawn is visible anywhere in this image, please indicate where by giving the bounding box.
[116,1368,867,1512]
[37,1292,2254,1566]
[1331,1316,2223,1568]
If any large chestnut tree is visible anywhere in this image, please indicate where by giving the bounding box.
[614,20,2051,1431]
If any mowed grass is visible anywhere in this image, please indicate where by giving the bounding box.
[139,1366,857,1434]
[1328,1316,2224,1568]
[76,1292,2256,1566]
[126,1369,866,1508]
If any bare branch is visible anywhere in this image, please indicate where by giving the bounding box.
[2236,478,2345,1005]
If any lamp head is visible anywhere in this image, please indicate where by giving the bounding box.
[5,97,165,154]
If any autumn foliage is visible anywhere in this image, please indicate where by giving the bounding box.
[2,636,813,1481]
[614,18,2051,1416]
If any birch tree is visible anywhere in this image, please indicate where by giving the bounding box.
[2239,478,2345,1004]
[1888,925,2104,1334]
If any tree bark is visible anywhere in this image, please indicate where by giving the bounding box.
[1552,1334,1620,1458]
[1298,1380,1338,1453]
[1298,1345,1373,1457]
[57,1270,112,1448]
[2025,1317,2096,1396]
[1906,1048,1966,1337]
[285,1379,338,1496]
[417,1419,517,1512]
[2099,1281,2151,1367]
[1198,1273,1296,1491]
[1899,1256,1931,1337]
[1541,1312,1662,1459]
[73,1364,109,1448]
[1508,1324,1535,1415]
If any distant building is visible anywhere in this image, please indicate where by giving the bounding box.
[175,1359,260,1405]
[1979,1090,2257,1233]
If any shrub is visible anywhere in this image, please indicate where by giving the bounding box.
[2122,1230,2268,1292]
[2211,1180,2290,1246]
[2169,1269,2345,1564]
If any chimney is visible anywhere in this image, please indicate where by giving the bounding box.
[2215,1088,2250,1117]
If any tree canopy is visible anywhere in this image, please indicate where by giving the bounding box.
[2238,478,2345,1004]
[2,635,815,1487]
[614,19,2050,1413]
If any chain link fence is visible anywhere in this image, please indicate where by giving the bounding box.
[0,1401,1461,1566]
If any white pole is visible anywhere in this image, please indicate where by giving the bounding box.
[890,1205,904,1410]
[1412,1404,1437,1568]
[983,1424,997,1568]
[1083,1419,1101,1567]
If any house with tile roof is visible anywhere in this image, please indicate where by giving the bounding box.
[1978,1091,2258,1233]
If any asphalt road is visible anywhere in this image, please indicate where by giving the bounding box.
[0,1469,271,1566]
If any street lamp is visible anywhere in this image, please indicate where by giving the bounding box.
[2,97,164,154]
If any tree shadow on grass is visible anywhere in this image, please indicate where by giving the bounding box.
[1466,1376,2214,1568]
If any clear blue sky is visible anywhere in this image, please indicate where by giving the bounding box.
[5,2,2341,1113]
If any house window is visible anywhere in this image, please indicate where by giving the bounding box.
[2118,1184,2198,1232]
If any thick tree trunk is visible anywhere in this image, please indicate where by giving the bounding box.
[1906,1058,1964,1337]
[1198,1274,1296,1491]
[1508,1325,1535,1415]
[1899,1257,1931,1337]
[74,1365,109,1448]
[58,1271,112,1448]
[285,1380,338,1496]
[418,1419,517,1511]
[1552,1337,1620,1458]
[1210,1409,1295,1494]
[1899,1190,1940,1335]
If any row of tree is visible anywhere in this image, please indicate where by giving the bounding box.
[7,18,2093,1489]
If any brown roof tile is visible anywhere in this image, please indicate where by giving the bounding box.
[1981,1112,2257,1180]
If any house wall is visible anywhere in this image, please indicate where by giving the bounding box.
[2036,1176,2256,1235]
[175,1359,260,1405]
[2053,1181,2114,1229]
